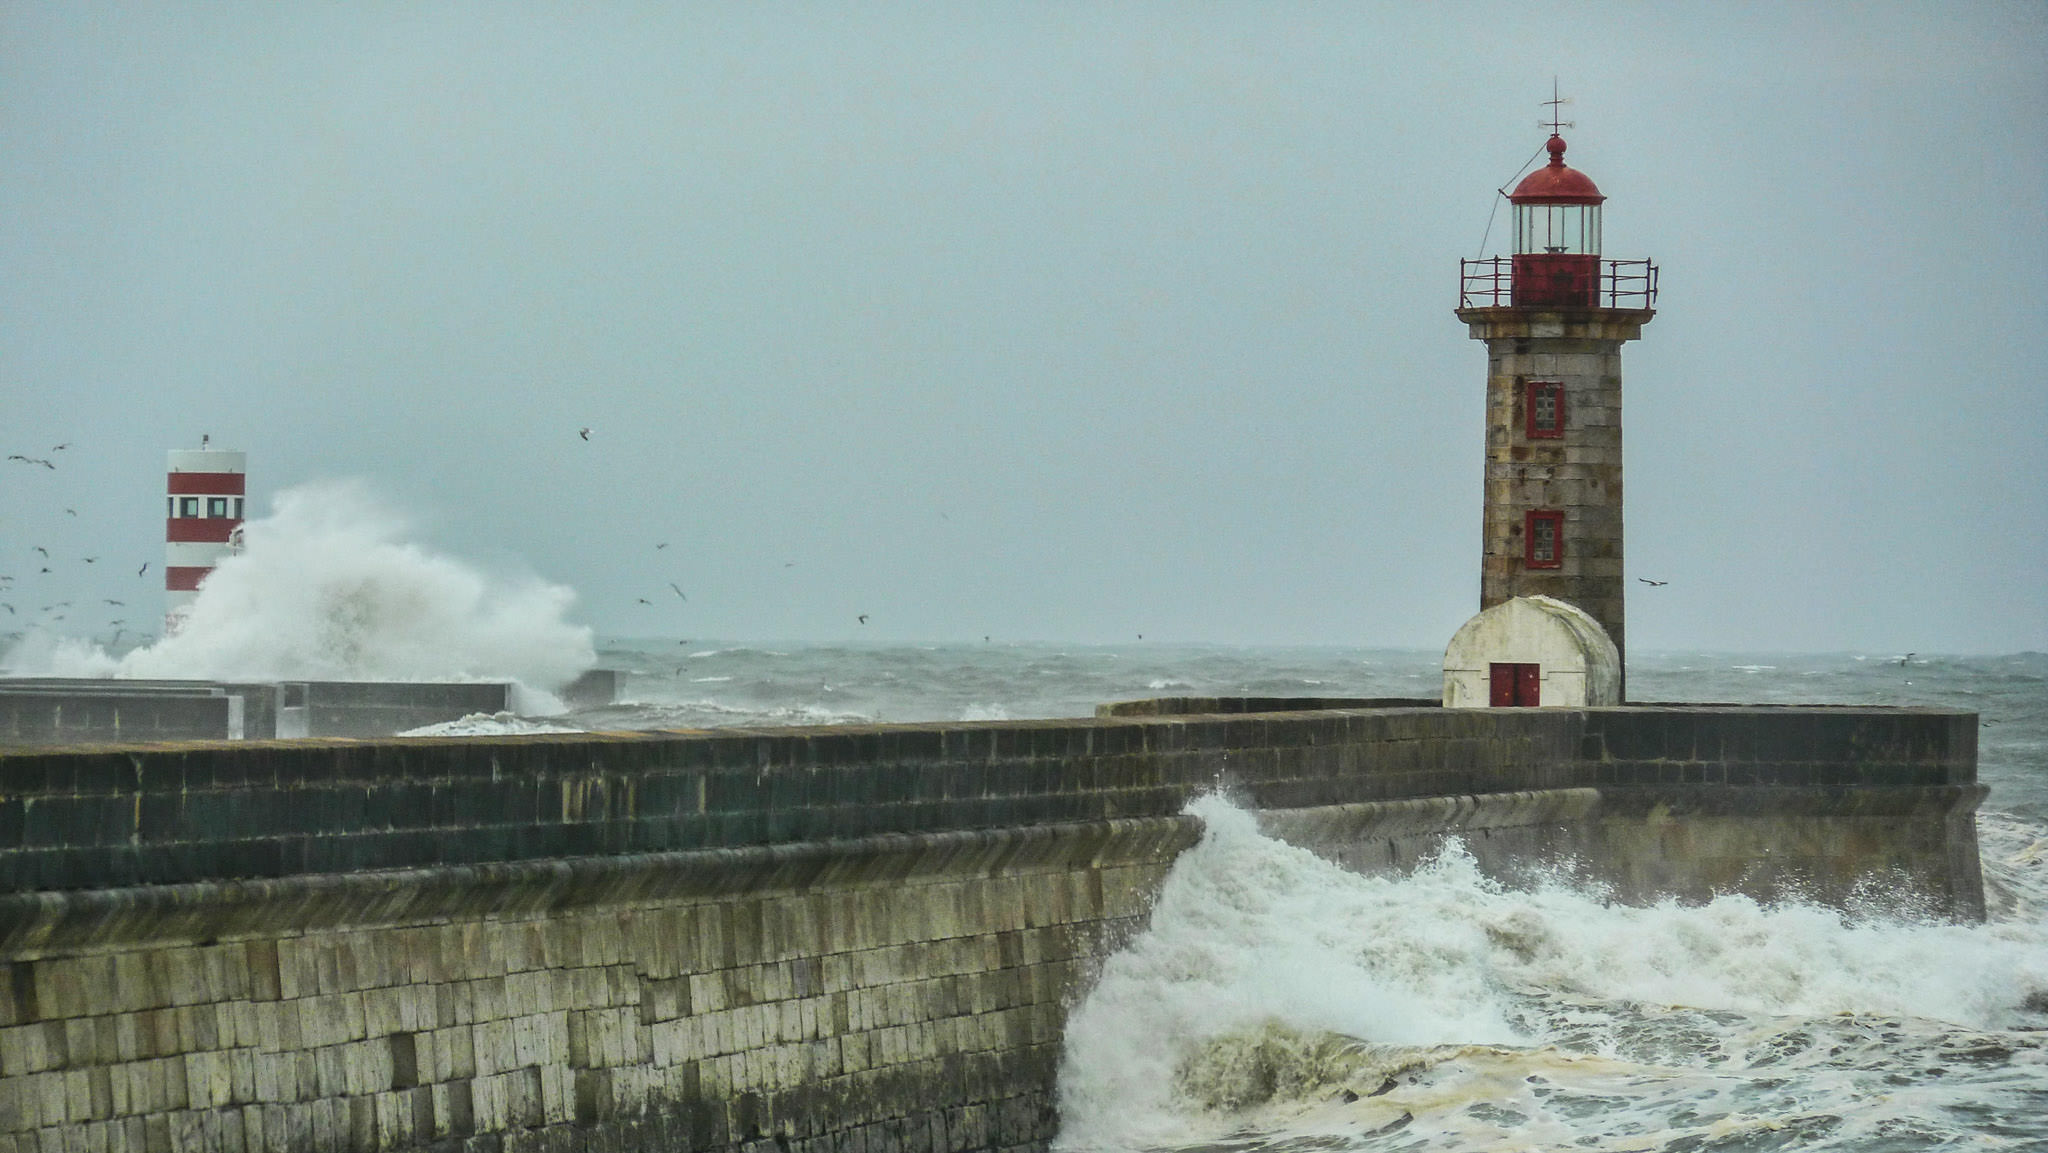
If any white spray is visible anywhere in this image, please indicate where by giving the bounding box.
[4,480,595,703]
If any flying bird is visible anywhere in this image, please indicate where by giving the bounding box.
[578,428,591,441]
[103,599,124,606]
[137,562,149,576]
[50,443,69,452]
[1900,653,1915,667]
[637,597,653,605]
[656,542,669,550]
[32,547,47,557]
[668,583,687,601]
[1,605,12,615]
[1636,578,1668,586]
[82,557,96,564]
[858,614,868,625]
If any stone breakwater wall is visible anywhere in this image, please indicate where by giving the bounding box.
[0,705,1982,1152]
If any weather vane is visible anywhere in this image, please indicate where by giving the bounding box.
[1541,78,1574,135]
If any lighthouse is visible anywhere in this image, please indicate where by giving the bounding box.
[1442,116,1656,707]
[164,442,246,632]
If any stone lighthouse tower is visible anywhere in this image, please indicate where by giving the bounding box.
[1454,125,1656,696]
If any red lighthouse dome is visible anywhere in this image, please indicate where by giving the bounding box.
[1509,134,1606,206]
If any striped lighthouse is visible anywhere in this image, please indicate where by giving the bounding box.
[164,442,246,632]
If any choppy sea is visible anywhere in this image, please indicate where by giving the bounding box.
[499,642,2048,1152]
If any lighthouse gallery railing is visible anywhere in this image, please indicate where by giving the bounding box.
[1459,257,1658,310]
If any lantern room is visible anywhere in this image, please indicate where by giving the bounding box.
[1509,134,1605,307]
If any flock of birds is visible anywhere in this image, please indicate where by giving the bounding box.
[4,429,1789,658]
[3,443,154,647]
[577,427,882,637]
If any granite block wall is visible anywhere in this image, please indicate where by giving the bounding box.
[0,819,1195,1152]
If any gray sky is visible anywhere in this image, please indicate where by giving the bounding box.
[3,3,2044,652]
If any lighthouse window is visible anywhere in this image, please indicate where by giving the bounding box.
[1527,381,1566,438]
[234,498,244,518]
[1526,510,1564,569]
[1514,203,1602,256]
[178,497,200,518]
[207,497,229,518]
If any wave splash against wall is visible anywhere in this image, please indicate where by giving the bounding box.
[5,480,594,694]
[1055,794,2048,1152]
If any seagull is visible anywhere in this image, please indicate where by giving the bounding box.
[1900,652,1915,667]
[669,583,687,600]
[50,443,69,452]
[858,614,868,625]
[32,546,47,557]
[637,597,653,605]
[1637,578,1669,586]
[656,542,669,550]
[137,562,149,576]
[64,509,76,516]
[0,605,12,615]
[578,428,591,441]
[103,599,124,606]
[82,557,96,564]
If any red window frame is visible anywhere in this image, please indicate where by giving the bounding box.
[1525,510,1564,569]
[1526,380,1565,439]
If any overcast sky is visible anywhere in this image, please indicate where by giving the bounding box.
[3,3,2043,652]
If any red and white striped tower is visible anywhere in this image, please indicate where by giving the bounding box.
[164,442,246,632]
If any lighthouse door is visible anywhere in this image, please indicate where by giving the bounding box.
[1489,663,1542,707]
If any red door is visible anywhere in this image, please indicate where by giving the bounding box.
[1489,663,1541,706]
